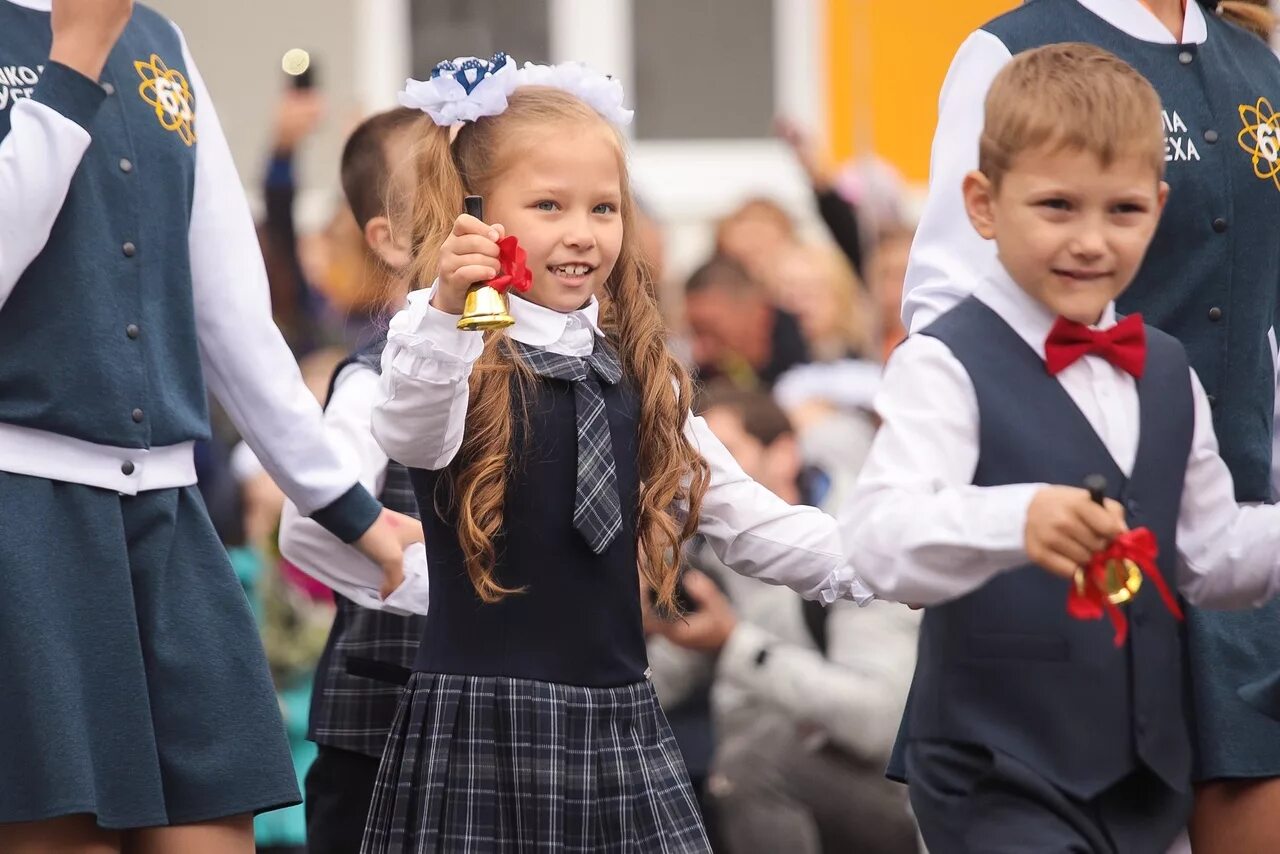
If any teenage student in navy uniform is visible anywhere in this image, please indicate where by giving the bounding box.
[0,1,420,852]
[846,42,1280,853]
[361,55,868,853]
[899,1,1280,849]
[275,106,431,854]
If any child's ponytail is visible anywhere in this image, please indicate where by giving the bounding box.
[405,122,469,293]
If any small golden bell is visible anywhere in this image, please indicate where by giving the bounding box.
[1074,558,1143,605]
[457,284,514,331]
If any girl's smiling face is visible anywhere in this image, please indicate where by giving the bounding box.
[485,119,624,313]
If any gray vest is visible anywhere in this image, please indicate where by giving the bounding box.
[899,297,1194,799]
[984,0,1280,501]
[0,3,210,447]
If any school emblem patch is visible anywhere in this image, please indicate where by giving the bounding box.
[1237,97,1280,191]
[134,53,196,146]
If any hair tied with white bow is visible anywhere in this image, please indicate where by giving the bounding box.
[398,52,634,128]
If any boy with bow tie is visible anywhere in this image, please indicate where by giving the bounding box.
[842,43,1280,853]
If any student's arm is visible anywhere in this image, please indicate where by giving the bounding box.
[684,413,870,604]
[370,286,484,470]
[838,334,1043,605]
[0,63,108,302]
[901,29,1012,332]
[179,28,380,542]
[278,365,430,614]
[1178,368,1280,608]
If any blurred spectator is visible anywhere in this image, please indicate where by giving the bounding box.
[259,87,329,356]
[715,197,799,285]
[770,241,872,362]
[684,255,810,389]
[774,117,909,280]
[652,388,920,854]
[866,227,913,362]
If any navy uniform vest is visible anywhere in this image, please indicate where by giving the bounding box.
[0,3,207,447]
[307,342,427,757]
[410,369,645,688]
[983,0,1280,502]
[900,298,1195,799]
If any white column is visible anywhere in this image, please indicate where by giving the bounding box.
[774,0,824,142]
[549,0,633,81]
[353,0,412,112]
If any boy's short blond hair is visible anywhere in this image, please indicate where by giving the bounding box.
[979,43,1165,188]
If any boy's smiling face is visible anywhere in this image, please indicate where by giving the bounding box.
[964,145,1169,325]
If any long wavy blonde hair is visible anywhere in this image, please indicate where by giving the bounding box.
[404,87,711,613]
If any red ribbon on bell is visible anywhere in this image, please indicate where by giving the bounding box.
[1067,527,1183,647]
[488,235,533,294]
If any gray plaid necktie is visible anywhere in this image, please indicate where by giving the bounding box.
[515,339,624,553]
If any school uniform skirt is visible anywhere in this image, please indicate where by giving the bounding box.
[362,672,711,853]
[0,472,299,828]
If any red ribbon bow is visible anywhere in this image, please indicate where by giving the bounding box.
[1066,527,1183,646]
[1045,313,1147,378]
[488,235,533,294]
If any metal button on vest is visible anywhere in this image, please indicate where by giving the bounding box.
[1204,129,1219,144]
[119,158,133,173]
[121,461,135,476]
[1126,499,1141,515]
[131,408,144,423]
[122,241,136,257]
[1208,307,1223,321]
[1212,218,1228,233]
[1178,50,1193,65]
[126,324,140,339]
[102,81,115,96]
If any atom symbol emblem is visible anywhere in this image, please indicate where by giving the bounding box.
[134,54,196,147]
[1237,97,1280,191]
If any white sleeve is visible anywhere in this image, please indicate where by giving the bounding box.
[177,27,377,535]
[371,287,484,470]
[901,29,1012,333]
[838,334,1043,605]
[277,365,430,615]
[1177,368,1280,608]
[685,412,869,603]
[0,62,105,305]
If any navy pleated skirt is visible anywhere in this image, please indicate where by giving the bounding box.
[0,472,299,828]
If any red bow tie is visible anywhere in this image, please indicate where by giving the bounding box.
[1044,313,1146,378]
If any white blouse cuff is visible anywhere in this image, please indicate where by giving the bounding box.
[816,565,877,606]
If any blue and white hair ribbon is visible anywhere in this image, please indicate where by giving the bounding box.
[399,53,633,128]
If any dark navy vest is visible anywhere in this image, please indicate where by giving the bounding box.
[0,3,206,447]
[307,342,427,757]
[410,369,645,688]
[900,297,1194,799]
[983,0,1280,502]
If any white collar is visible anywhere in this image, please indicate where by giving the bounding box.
[1074,0,1208,45]
[974,261,1118,360]
[4,1,52,10]
[505,292,603,352]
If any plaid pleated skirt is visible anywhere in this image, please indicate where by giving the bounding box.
[362,672,711,853]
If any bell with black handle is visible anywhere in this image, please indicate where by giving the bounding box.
[456,195,515,331]
[1073,474,1142,605]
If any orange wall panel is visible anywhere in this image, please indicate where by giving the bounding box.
[826,0,1017,183]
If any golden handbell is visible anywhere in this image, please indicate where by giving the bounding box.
[1074,474,1143,605]
[457,195,515,332]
